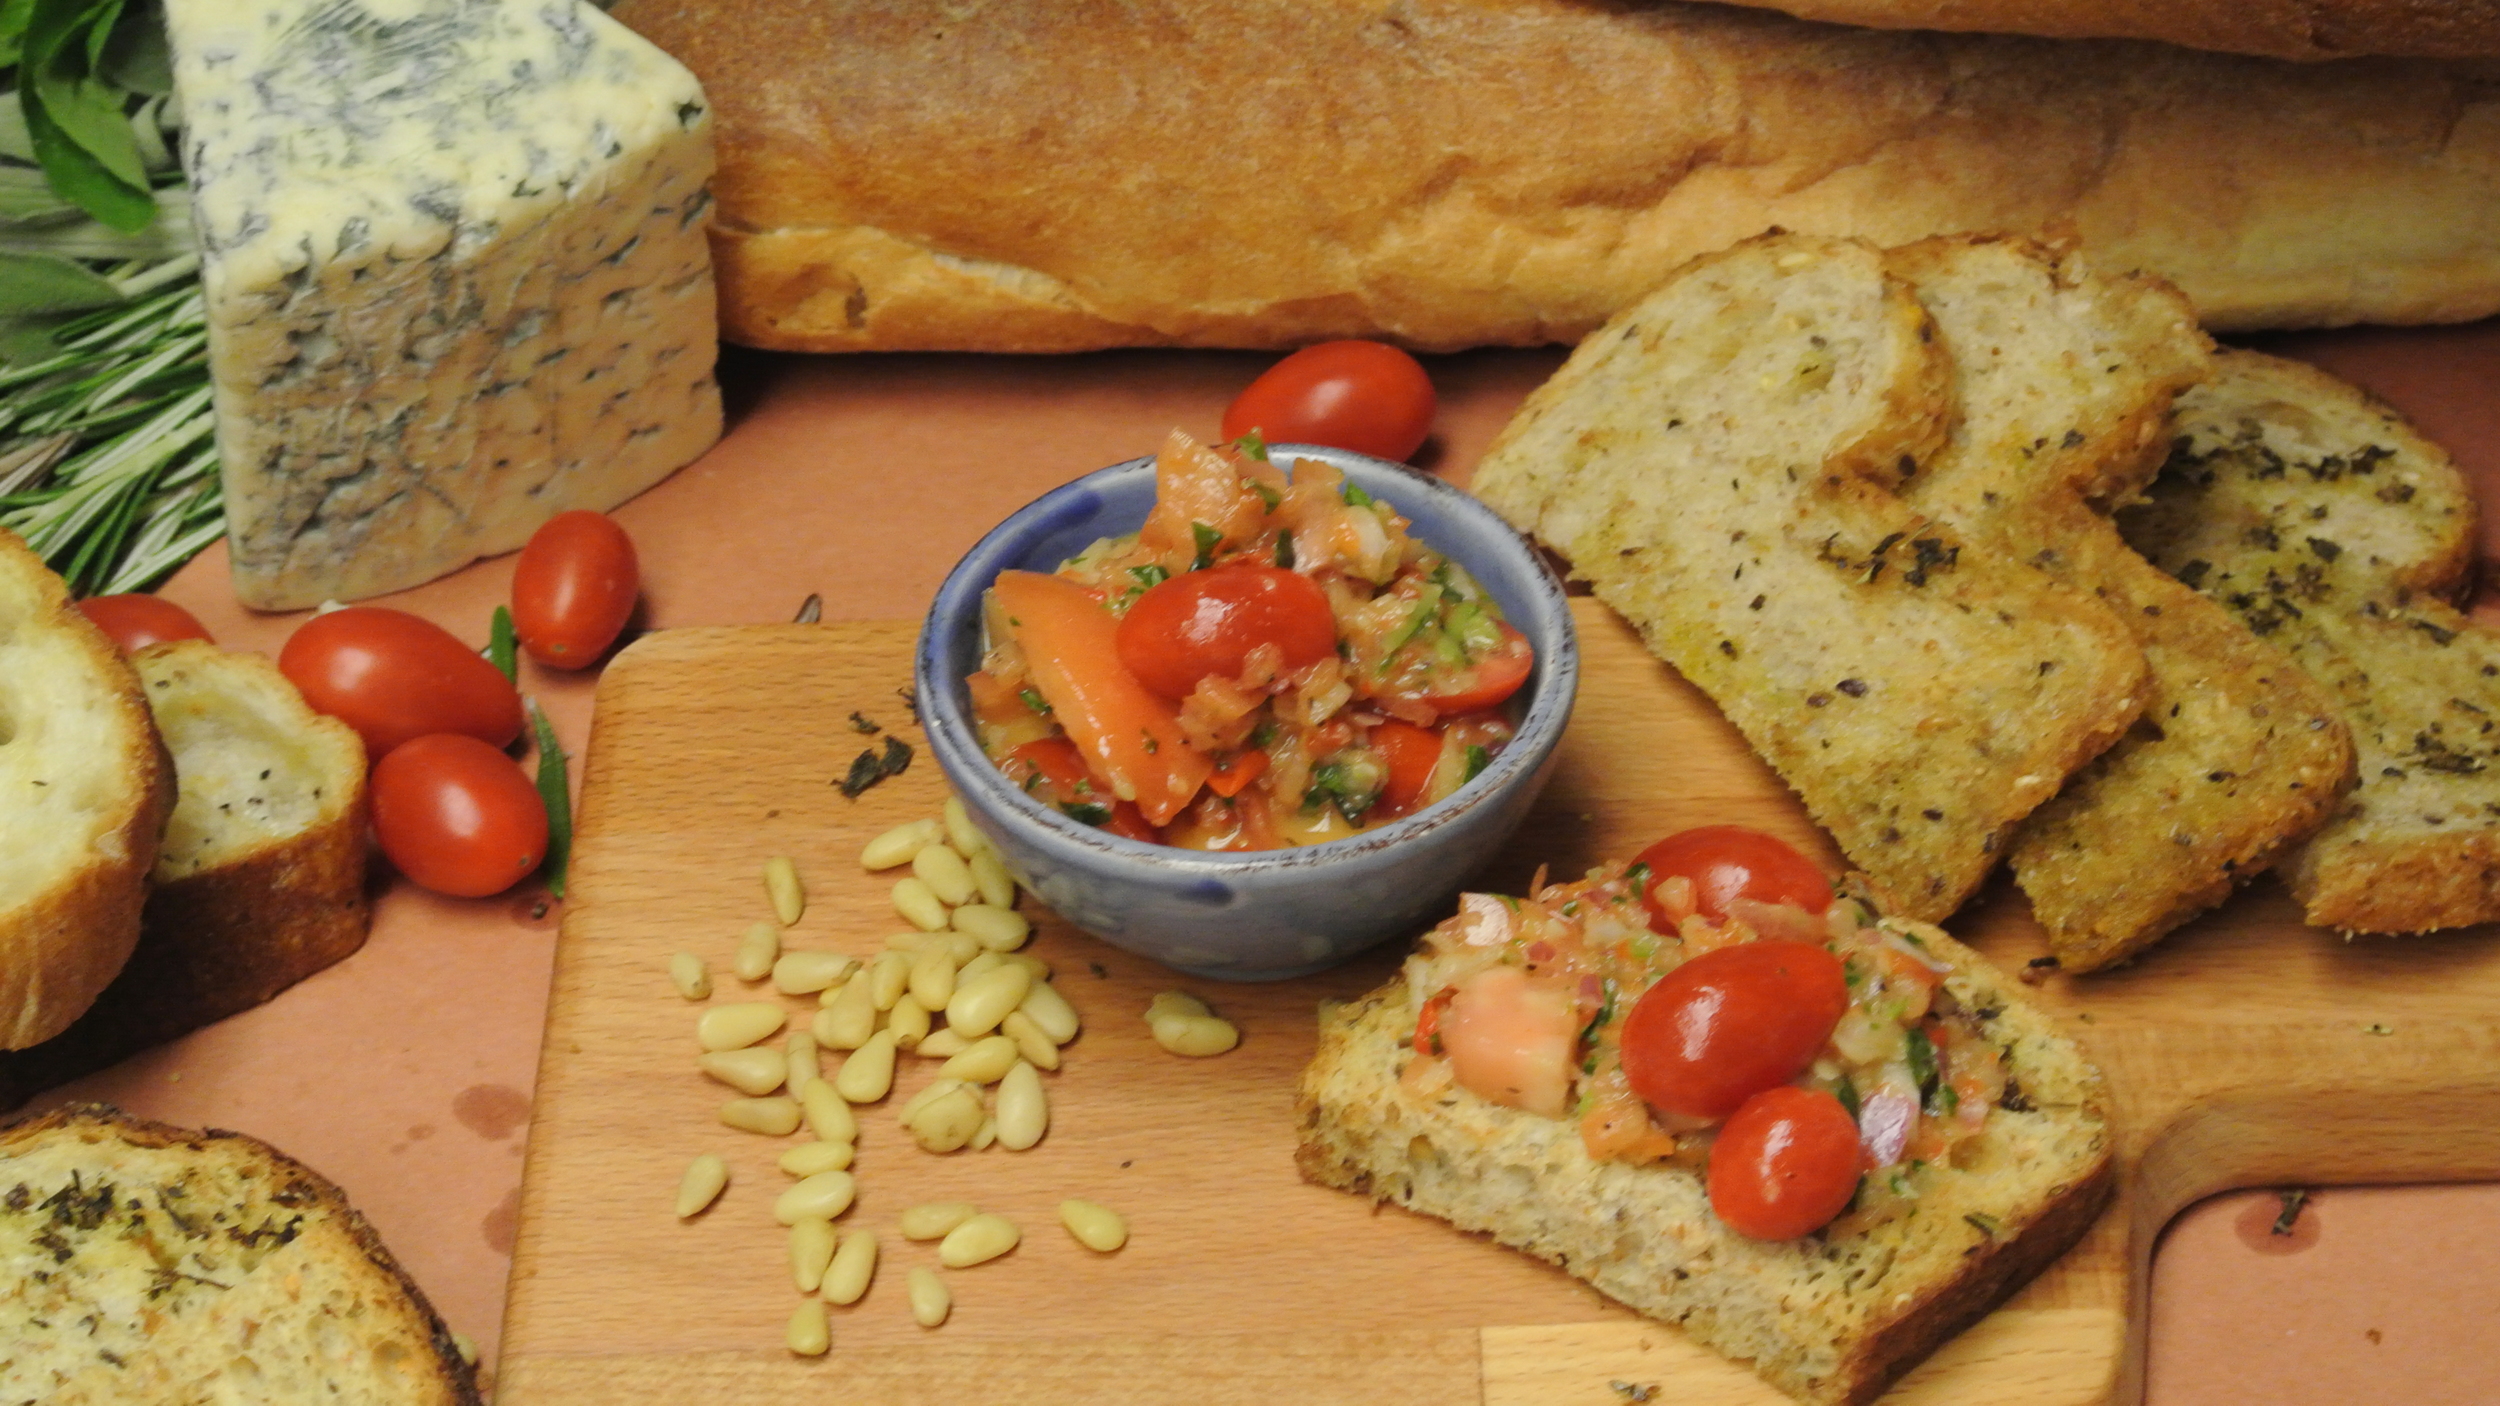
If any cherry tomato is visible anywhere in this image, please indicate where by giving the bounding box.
[511,510,639,669]
[1636,825,1833,930]
[371,733,549,897]
[76,594,213,653]
[1372,720,1442,816]
[1219,340,1436,463]
[1005,737,1158,842]
[1618,939,1849,1121]
[1114,563,1338,700]
[1707,1085,1863,1240]
[1380,622,1534,715]
[278,607,524,762]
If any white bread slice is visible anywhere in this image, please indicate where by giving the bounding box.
[1471,232,2150,921]
[0,643,371,1109]
[0,1102,478,1404]
[1296,914,2113,1406]
[0,530,173,1050]
[1886,237,2355,969]
[2119,349,2500,933]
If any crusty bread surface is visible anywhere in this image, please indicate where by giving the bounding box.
[1296,925,2113,1406]
[0,1103,479,1406]
[0,531,172,1051]
[1887,238,2355,969]
[1713,0,2500,60]
[615,0,2500,351]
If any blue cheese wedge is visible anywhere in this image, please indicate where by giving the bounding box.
[167,0,723,609]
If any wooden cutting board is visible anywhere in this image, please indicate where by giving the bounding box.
[498,603,2500,1405]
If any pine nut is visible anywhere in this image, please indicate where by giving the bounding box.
[785,1031,821,1092]
[997,951,1051,982]
[735,921,781,982]
[823,1229,878,1305]
[833,1029,898,1102]
[1151,1011,1241,1057]
[815,977,878,1050]
[698,1001,786,1052]
[968,847,1016,908]
[719,1096,802,1136]
[1058,1199,1128,1252]
[1020,981,1081,1044]
[893,876,948,931]
[786,1299,831,1356]
[800,1078,858,1143]
[765,856,805,925]
[1001,1011,1061,1070]
[943,796,990,862]
[907,945,957,1010]
[970,1116,997,1150]
[674,1153,728,1218]
[773,950,857,996]
[939,931,982,964]
[938,1212,1021,1268]
[956,950,1003,983]
[887,992,932,1050]
[668,952,710,1000]
[1145,990,1210,1023]
[995,1059,1047,1151]
[790,1217,837,1292]
[946,965,1032,1038]
[913,844,978,906]
[914,1027,970,1058]
[699,1046,787,1096]
[779,1139,854,1176]
[898,1201,977,1241]
[900,1077,973,1125]
[908,1267,951,1327]
[775,1170,857,1224]
[866,950,912,1010]
[937,1034,1019,1085]
[905,1084,984,1152]
[950,903,1030,952]
[861,818,942,871]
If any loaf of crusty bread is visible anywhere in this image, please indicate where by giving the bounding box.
[613,0,2500,352]
[2120,350,2500,934]
[0,1103,479,1405]
[0,530,172,1051]
[1710,0,2500,60]
[1887,238,2356,970]
[0,644,371,1110]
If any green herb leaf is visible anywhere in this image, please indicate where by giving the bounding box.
[487,605,518,683]
[1274,528,1294,569]
[1904,1024,1942,1108]
[1342,481,1374,508]
[1126,563,1168,591]
[1462,743,1490,783]
[1190,520,1221,571]
[0,249,122,315]
[528,700,572,900]
[1231,428,1267,461]
[847,710,880,735]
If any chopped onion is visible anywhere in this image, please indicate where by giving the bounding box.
[1858,1089,1918,1168]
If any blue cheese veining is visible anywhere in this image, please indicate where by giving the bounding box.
[167,0,723,609]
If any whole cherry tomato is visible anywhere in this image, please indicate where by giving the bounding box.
[371,733,549,897]
[1115,563,1338,700]
[1219,340,1436,463]
[1371,719,1443,816]
[76,594,213,653]
[511,510,639,669]
[1618,939,1849,1121]
[1636,824,1834,930]
[1707,1085,1864,1240]
[278,607,524,761]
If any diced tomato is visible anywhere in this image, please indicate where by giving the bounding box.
[1207,749,1270,799]
[992,570,1212,827]
[1139,429,1279,564]
[1006,737,1161,841]
[1440,965,1578,1117]
[1413,987,1453,1056]
[1372,719,1443,816]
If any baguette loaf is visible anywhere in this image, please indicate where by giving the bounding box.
[1472,233,2148,921]
[0,1103,479,1405]
[1713,0,2500,61]
[615,0,2500,351]
[0,530,172,1051]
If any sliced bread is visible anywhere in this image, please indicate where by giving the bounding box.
[1470,232,2150,920]
[1886,237,2355,969]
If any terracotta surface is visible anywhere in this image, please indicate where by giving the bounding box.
[22,329,2500,1401]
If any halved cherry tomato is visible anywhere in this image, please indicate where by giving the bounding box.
[511,510,638,669]
[1618,939,1849,1121]
[371,733,548,897]
[1004,737,1158,842]
[1707,1085,1863,1240]
[1115,563,1338,701]
[1381,622,1533,715]
[1219,340,1436,463]
[1636,824,1833,930]
[1372,719,1442,816]
[278,606,524,761]
[76,594,212,653]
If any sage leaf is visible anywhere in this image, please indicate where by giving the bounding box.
[0,247,119,313]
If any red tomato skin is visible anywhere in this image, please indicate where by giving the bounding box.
[1372,719,1442,816]
[278,607,524,761]
[76,594,213,653]
[1380,622,1533,715]
[1618,939,1850,1121]
[371,733,548,898]
[1114,564,1339,701]
[1636,825,1834,930]
[1707,1085,1864,1240]
[1219,340,1436,463]
[512,510,639,669]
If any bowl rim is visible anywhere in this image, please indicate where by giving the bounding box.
[914,443,1579,873]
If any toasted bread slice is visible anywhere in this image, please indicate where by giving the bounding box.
[0,643,371,1109]
[0,1102,479,1404]
[2119,349,2500,933]
[1886,238,2354,969]
[1471,232,2149,919]
[0,531,173,1050]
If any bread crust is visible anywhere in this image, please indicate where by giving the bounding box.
[1713,0,2500,61]
[616,0,2500,351]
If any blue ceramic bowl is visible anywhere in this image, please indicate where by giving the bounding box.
[916,445,1578,981]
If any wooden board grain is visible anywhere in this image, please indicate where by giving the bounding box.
[499,604,2500,1405]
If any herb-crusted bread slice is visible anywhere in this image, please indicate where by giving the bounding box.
[2119,349,2500,933]
[1886,238,2354,970]
[0,1103,479,1405]
[1470,233,2149,920]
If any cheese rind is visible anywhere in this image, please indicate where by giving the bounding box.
[169,0,722,609]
